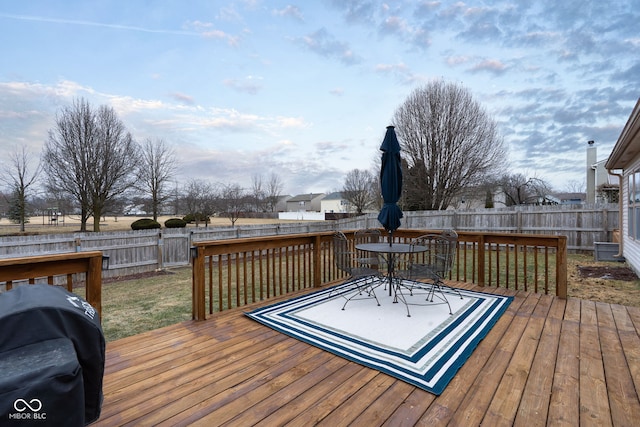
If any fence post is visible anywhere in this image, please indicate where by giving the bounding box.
[157,231,164,270]
[576,211,582,249]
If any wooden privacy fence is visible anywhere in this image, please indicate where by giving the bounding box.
[190,230,567,320]
[0,251,104,318]
[0,205,616,280]
[344,205,617,252]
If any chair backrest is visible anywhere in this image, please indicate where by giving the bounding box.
[441,229,458,270]
[410,234,453,278]
[354,228,381,245]
[332,231,352,274]
[441,229,458,242]
[354,228,382,264]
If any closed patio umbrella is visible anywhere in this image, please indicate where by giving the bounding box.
[377,125,403,245]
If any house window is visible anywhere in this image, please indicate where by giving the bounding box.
[629,172,640,239]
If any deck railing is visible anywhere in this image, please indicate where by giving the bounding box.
[191,230,567,320]
[0,251,105,318]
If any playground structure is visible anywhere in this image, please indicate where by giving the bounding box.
[45,207,64,226]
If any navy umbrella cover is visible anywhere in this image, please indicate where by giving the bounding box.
[377,126,403,240]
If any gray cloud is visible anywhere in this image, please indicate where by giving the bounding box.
[468,59,508,75]
[329,0,377,25]
[298,28,362,65]
[611,62,640,86]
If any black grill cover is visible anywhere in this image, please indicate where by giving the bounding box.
[0,285,105,425]
[0,337,85,426]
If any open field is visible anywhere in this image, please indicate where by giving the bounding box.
[0,215,298,235]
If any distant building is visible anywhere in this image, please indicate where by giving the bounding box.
[549,192,586,205]
[587,142,616,204]
[320,192,351,214]
[447,186,506,210]
[274,195,292,212]
[285,193,325,212]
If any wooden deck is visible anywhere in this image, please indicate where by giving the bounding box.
[94,283,640,426]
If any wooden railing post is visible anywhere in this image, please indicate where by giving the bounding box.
[477,234,486,287]
[556,235,568,298]
[86,254,103,319]
[191,246,206,321]
[313,235,322,287]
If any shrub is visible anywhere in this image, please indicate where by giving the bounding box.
[164,218,187,228]
[183,213,209,223]
[131,218,161,230]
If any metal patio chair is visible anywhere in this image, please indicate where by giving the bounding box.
[353,228,383,269]
[397,230,463,315]
[330,231,382,310]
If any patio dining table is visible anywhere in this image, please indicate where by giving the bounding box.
[355,242,427,300]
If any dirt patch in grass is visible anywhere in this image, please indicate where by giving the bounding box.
[577,265,638,281]
[568,254,640,307]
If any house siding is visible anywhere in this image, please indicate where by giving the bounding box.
[623,160,640,275]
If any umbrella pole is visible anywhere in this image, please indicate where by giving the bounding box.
[389,230,393,246]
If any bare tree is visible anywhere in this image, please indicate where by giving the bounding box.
[0,146,41,231]
[342,169,376,214]
[181,179,214,226]
[497,173,552,205]
[563,179,585,193]
[250,173,265,212]
[265,172,284,213]
[218,183,247,226]
[137,138,178,221]
[43,98,140,231]
[393,80,506,210]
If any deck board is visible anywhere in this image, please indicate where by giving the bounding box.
[548,297,581,427]
[580,300,613,426]
[93,285,640,426]
[513,296,565,427]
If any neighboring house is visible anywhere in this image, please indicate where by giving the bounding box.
[604,98,640,273]
[274,195,292,212]
[587,142,615,203]
[285,193,325,212]
[320,192,351,213]
[550,192,586,205]
[447,186,507,210]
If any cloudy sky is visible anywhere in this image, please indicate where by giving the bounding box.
[1,0,639,196]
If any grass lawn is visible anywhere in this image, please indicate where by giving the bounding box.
[73,268,193,341]
[77,253,640,342]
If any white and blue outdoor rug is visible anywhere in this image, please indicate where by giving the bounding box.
[245,278,512,395]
